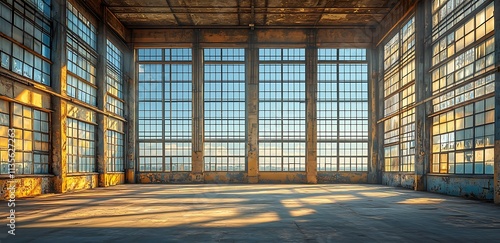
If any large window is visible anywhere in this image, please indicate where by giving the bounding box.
[67,118,95,173]
[107,118,124,172]
[204,48,246,171]
[106,40,124,117]
[0,101,49,175]
[259,48,306,171]
[430,0,495,174]
[317,49,369,172]
[66,1,97,105]
[137,48,192,172]
[0,0,51,85]
[383,17,416,172]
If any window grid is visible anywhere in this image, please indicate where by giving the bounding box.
[431,36,495,97]
[138,64,163,140]
[204,48,246,171]
[106,96,124,117]
[431,97,494,174]
[138,142,163,172]
[0,0,51,85]
[400,108,415,172]
[259,48,306,172]
[137,48,192,172]
[383,17,416,172]
[165,63,192,171]
[66,75,97,106]
[0,100,9,174]
[384,116,399,145]
[67,1,96,50]
[107,130,124,172]
[107,40,123,99]
[432,0,492,42]
[67,35,97,85]
[431,0,495,175]
[384,145,399,172]
[106,40,124,116]
[67,118,95,173]
[0,102,49,175]
[66,23,97,106]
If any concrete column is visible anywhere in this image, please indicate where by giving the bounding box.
[414,0,431,191]
[494,0,500,204]
[368,47,381,184]
[125,43,136,183]
[51,0,67,193]
[191,30,204,182]
[96,11,108,187]
[246,31,259,183]
[305,30,317,184]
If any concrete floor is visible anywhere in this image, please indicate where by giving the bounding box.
[2,184,500,242]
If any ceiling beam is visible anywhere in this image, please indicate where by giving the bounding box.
[126,24,377,29]
[109,8,390,15]
[108,6,392,10]
[164,0,181,25]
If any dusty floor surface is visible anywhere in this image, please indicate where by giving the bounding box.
[1,184,500,242]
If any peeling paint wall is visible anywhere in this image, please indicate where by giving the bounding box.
[317,172,368,183]
[382,172,415,189]
[65,174,98,192]
[0,177,54,199]
[427,175,494,200]
[104,173,125,187]
[138,172,192,183]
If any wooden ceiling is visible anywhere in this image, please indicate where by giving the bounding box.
[104,0,398,29]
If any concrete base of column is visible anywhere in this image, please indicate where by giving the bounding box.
[126,169,136,183]
[247,176,258,183]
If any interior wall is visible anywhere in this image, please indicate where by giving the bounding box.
[377,0,498,202]
[131,28,375,184]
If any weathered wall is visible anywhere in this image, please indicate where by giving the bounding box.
[65,174,99,192]
[138,172,192,183]
[382,172,415,189]
[104,173,125,186]
[0,75,51,109]
[317,172,368,184]
[205,172,247,183]
[0,176,54,199]
[259,172,307,183]
[427,175,494,200]
[136,172,374,184]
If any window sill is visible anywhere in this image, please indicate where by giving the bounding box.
[67,173,99,176]
[0,174,54,179]
[427,173,494,179]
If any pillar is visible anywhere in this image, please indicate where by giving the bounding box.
[246,30,259,183]
[305,30,318,184]
[51,0,67,193]
[368,47,381,184]
[96,10,108,187]
[493,0,500,204]
[125,41,136,183]
[191,30,204,182]
[414,0,431,191]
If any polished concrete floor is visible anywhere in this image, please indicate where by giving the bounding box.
[2,184,500,242]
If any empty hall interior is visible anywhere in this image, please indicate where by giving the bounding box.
[0,0,500,242]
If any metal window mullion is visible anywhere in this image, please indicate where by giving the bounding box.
[162,62,167,172]
[280,61,285,171]
[336,55,340,171]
